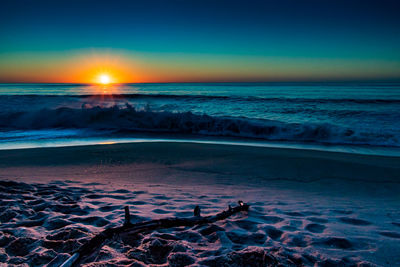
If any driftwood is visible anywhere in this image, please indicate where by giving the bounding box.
[60,200,249,267]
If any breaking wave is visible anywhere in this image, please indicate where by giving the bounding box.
[0,105,398,147]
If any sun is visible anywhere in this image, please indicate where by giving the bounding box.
[99,74,111,84]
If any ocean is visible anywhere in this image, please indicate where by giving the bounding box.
[1,82,400,154]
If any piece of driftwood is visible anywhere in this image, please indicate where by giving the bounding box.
[60,200,249,267]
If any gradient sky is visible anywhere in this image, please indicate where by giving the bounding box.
[1,0,400,83]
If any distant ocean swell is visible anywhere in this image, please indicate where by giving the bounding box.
[0,105,398,147]
[3,94,400,104]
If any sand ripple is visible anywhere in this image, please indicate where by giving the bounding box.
[0,180,398,266]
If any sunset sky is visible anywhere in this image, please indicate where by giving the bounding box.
[1,0,400,83]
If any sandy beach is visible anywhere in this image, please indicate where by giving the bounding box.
[0,142,399,266]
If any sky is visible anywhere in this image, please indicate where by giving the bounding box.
[0,0,400,83]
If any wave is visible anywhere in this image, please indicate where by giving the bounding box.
[0,105,398,147]
[1,94,400,104]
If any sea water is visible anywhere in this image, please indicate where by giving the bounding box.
[1,82,400,155]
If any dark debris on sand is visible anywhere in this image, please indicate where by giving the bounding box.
[0,181,380,266]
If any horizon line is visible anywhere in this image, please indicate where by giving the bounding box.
[1,80,400,85]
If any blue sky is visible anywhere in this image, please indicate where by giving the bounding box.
[1,0,399,82]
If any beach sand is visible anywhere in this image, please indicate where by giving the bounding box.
[0,142,399,266]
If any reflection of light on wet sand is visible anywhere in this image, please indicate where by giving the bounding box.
[1,137,400,156]
[98,141,116,145]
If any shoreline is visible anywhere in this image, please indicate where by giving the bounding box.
[1,141,399,184]
[1,135,400,157]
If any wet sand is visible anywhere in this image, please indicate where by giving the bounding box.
[0,142,399,266]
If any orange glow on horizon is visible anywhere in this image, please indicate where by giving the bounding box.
[53,51,152,84]
[1,49,400,83]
